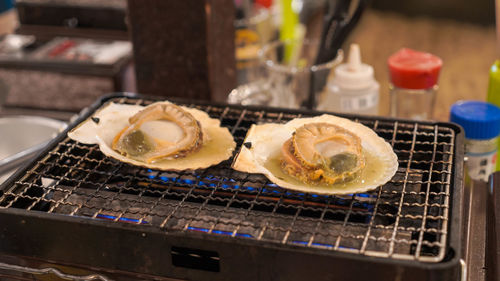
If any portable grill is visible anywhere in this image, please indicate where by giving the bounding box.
[0,93,464,281]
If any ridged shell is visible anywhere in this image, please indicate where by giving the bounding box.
[232,114,398,195]
[68,101,236,171]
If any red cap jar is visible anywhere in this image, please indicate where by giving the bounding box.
[388,48,442,89]
[388,48,442,120]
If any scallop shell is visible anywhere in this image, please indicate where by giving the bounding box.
[68,101,236,171]
[232,114,398,195]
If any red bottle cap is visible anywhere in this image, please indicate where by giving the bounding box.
[388,48,442,89]
[255,0,272,8]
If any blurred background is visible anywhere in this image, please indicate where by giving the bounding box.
[347,0,496,120]
[0,0,496,121]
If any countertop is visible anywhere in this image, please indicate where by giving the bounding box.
[345,10,496,121]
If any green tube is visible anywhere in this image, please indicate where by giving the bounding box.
[280,0,298,63]
[487,60,500,171]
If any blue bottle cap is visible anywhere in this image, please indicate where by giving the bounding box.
[0,0,14,13]
[450,100,500,140]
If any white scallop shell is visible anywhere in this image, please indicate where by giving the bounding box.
[68,101,236,171]
[232,114,398,195]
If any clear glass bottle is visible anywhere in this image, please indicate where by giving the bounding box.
[388,48,442,120]
[390,85,438,120]
[464,138,498,182]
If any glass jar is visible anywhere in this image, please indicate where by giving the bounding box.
[450,101,500,182]
[228,39,343,108]
[464,138,498,182]
[388,48,442,120]
[390,85,438,120]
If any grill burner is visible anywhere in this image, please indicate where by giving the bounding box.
[0,94,463,281]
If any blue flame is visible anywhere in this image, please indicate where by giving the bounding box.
[147,169,260,192]
[292,240,355,250]
[96,214,148,224]
[187,226,253,238]
[145,169,374,211]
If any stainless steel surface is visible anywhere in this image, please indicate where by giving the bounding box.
[460,259,467,281]
[462,177,488,281]
[0,261,112,281]
[0,139,50,175]
[0,97,458,263]
[0,106,76,121]
[0,254,184,281]
[0,116,66,183]
[487,172,500,281]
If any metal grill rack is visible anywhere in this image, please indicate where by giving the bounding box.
[0,94,462,280]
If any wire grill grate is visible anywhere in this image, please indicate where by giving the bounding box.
[0,97,455,262]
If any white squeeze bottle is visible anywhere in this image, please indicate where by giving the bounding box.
[318,43,379,115]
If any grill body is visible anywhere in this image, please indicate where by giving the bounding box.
[0,93,464,280]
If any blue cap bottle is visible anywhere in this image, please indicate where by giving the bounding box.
[450,100,500,181]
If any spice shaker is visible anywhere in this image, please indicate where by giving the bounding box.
[318,43,379,115]
[450,101,500,182]
[388,48,442,120]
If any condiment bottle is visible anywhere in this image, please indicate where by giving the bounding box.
[388,48,442,120]
[486,60,500,171]
[450,101,500,182]
[318,44,379,115]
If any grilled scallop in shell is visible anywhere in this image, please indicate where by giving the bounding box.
[232,114,398,194]
[112,103,203,163]
[68,101,236,171]
[281,122,365,185]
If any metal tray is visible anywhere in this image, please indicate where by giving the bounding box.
[0,93,464,281]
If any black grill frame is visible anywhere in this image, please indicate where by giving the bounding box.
[0,93,464,281]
